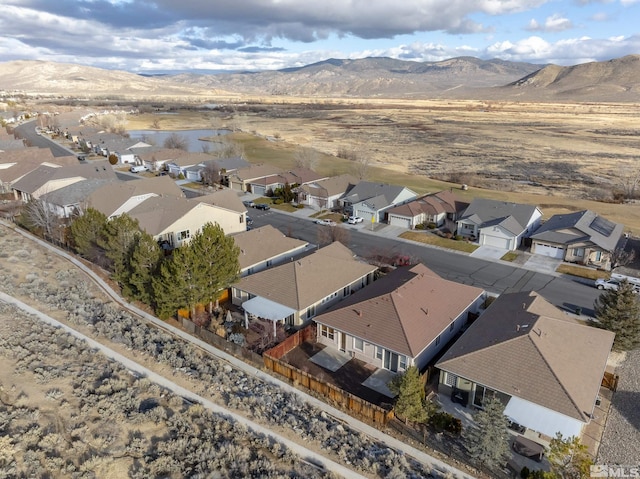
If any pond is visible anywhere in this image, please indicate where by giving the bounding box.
[128,129,230,153]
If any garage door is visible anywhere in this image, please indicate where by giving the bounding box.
[357,211,374,223]
[388,215,412,229]
[252,185,266,196]
[535,243,565,259]
[482,234,511,249]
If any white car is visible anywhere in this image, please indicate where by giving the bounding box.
[348,216,364,224]
[315,219,337,226]
[594,278,639,293]
[130,165,149,173]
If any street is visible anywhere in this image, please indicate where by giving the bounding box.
[248,208,602,317]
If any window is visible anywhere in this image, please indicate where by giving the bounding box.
[343,286,351,297]
[573,248,585,258]
[376,346,383,360]
[449,320,455,332]
[353,338,364,351]
[177,230,190,241]
[435,335,441,346]
[239,215,244,223]
[266,260,273,267]
[595,251,602,261]
[322,291,338,304]
[399,355,407,370]
[306,304,316,319]
[445,372,458,387]
[320,325,335,340]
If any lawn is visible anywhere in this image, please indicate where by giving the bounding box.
[556,264,610,281]
[500,251,520,262]
[399,231,479,253]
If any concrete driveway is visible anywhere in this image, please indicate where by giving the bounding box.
[522,255,562,275]
[470,245,508,260]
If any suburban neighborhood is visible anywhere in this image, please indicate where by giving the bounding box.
[0,110,637,479]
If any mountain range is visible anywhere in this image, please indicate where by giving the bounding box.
[0,55,639,102]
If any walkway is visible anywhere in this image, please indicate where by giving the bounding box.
[3,221,476,479]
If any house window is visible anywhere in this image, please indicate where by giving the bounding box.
[177,230,190,241]
[399,355,407,370]
[343,286,350,297]
[239,215,244,223]
[320,325,335,340]
[595,251,602,261]
[353,338,364,351]
[435,335,441,346]
[573,248,585,258]
[266,260,273,267]
[376,346,383,360]
[306,305,316,319]
[445,372,458,388]
[449,320,455,332]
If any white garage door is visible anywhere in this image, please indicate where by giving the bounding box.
[482,234,511,249]
[252,185,266,196]
[535,243,565,259]
[357,210,375,223]
[388,215,411,229]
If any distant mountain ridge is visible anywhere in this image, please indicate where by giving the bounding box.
[0,55,639,102]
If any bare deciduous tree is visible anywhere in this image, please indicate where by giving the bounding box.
[212,136,244,159]
[163,133,189,151]
[317,225,351,247]
[611,246,637,270]
[618,167,640,200]
[294,147,320,171]
[21,199,63,242]
[200,162,220,186]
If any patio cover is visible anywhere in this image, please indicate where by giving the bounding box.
[241,296,296,320]
[504,396,584,438]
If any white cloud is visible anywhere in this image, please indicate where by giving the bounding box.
[526,13,573,32]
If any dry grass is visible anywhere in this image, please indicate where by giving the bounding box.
[500,251,520,262]
[400,231,479,253]
[557,264,611,280]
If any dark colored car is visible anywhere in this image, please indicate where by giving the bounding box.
[254,203,270,210]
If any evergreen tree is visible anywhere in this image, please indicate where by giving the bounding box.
[547,433,592,479]
[592,279,640,351]
[98,214,140,281]
[152,223,240,319]
[388,366,432,424]
[122,232,163,304]
[69,207,108,263]
[463,395,510,469]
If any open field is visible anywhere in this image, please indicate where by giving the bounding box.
[126,99,640,233]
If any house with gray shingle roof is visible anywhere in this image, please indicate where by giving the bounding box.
[231,225,311,276]
[385,190,468,230]
[295,174,358,210]
[231,242,377,332]
[456,198,542,250]
[530,210,623,270]
[436,291,614,440]
[339,181,417,223]
[314,263,484,374]
[0,148,77,193]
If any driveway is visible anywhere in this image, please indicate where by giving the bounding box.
[470,245,508,260]
[522,255,562,275]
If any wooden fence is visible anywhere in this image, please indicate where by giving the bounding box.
[179,317,263,367]
[264,326,394,426]
[602,371,619,391]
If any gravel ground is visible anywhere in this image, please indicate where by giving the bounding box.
[597,349,640,464]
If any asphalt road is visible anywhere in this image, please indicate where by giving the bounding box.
[249,208,602,317]
[13,121,78,157]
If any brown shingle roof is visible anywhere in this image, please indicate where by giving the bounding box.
[436,291,614,422]
[196,189,245,213]
[386,190,467,218]
[0,148,76,184]
[232,225,308,271]
[235,242,377,310]
[12,160,115,195]
[314,264,484,357]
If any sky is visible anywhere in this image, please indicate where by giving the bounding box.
[1,0,639,73]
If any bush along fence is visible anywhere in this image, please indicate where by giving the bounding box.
[178,316,263,367]
[263,325,394,426]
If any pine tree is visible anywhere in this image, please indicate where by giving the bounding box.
[592,279,640,351]
[547,433,592,479]
[122,232,163,304]
[388,366,431,424]
[98,214,140,281]
[463,395,510,469]
[69,207,107,262]
[153,245,198,319]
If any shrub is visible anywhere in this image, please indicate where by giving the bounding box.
[427,222,437,230]
[414,223,425,230]
[296,204,305,209]
[177,308,190,319]
[454,235,463,241]
[429,412,462,436]
[273,198,283,205]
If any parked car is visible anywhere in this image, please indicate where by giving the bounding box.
[347,216,364,224]
[315,219,337,226]
[130,165,149,173]
[254,203,270,210]
[595,279,621,291]
[243,200,255,208]
[246,216,253,225]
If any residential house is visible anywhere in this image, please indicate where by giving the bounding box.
[228,164,284,193]
[0,148,77,193]
[339,181,417,223]
[39,178,118,218]
[247,168,327,197]
[456,199,542,250]
[436,291,614,439]
[385,190,469,230]
[88,175,185,218]
[231,242,377,332]
[165,152,213,180]
[12,160,116,202]
[126,191,247,247]
[135,148,187,172]
[295,174,358,210]
[231,225,310,276]
[204,156,250,186]
[314,263,485,373]
[530,210,623,270]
